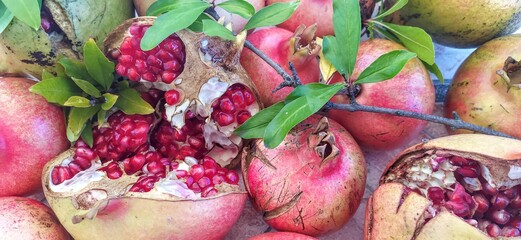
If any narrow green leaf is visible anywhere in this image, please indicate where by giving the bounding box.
[41,69,54,80]
[285,83,344,103]
[374,0,408,20]
[217,0,255,19]
[66,126,76,142]
[355,50,417,84]
[71,77,101,97]
[202,19,236,40]
[424,61,444,83]
[0,2,14,34]
[63,96,91,108]
[83,39,114,90]
[187,13,212,32]
[67,106,100,138]
[59,58,96,84]
[263,84,343,148]
[29,77,83,105]
[141,2,210,50]
[234,102,285,139]
[102,93,118,110]
[80,121,94,147]
[2,0,40,30]
[243,1,299,31]
[97,109,107,127]
[146,0,203,16]
[322,36,346,75]
[116,80,130,90]
[372,25,400,43]
[373,21,435,65]
[114,88,155,115]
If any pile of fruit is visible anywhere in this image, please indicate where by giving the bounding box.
[1,0,521,239]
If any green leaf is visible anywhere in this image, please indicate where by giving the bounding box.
[285,83,344,103]
[102,93,118,110]
[374,21,435,65]
[424,61,444,83]
[141,1,210,50]
[187,13,212,32]
[97,109,107,127]
[146,0,203,16]
[59,58,96,84]
[217,0,255,19]
[41,69,54,80]
[83,38,114,90]
[80,121,94,147]
[374,0,408,20]
[0,2,14,34]
[63,96,91,108]
[29,77,83,105]
[114,88,155,115]
[323,0,361,76]
[243,1,299,31]
[67,106,100,140]
[234,102,285,139]
[263,84,343,148]
[202,19,236,40]
[71,77,101,97]
[355,50,417,84]
[2,0,40,30]
[66,126,76,142]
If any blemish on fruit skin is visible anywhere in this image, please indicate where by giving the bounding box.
[20,51,55,67]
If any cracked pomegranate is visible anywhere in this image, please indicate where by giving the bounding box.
[366,134,521,239]
[43,17,262,240]
[242,115,366,236]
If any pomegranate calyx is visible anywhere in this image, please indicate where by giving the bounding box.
[309,117,340,164]
[289,24,321,63]
[497,56,521,89]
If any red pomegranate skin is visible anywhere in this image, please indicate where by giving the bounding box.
[0,196,70,239]
[328,39,435,150]
[243,115,366,236]
[248,231,318,240]
[444,34,521,138]
[0,77,68,196]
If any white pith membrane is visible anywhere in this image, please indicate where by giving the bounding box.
[382,151,521,237]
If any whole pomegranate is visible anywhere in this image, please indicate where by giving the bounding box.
[134,0,265,33]
[386,0,521,48]
[328,39,435,150]
[0,196,70,239]
[241,26,320,106]
[267,0,376,37]
[366,134,521,239]
[242,115,366,236]
[42,17,262,240]
[0,77,68,196]
[444,35,521,138]
[0,0,134,78]
[248,231,318,240]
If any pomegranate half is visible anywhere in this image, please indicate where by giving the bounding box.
[366,134,521,239]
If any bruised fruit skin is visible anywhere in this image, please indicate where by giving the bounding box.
[242,116,366,236]
[0,0,134,78]
[365,134,521,239]
[267,0,375,37]
[241,26,320,106]
[328,39,435,150]
[0,197,70,239]
[386,0,521,48]
[0,77,68,196]
[248,231,318,240]
[444,35,521,139]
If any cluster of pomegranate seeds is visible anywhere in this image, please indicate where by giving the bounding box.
[111,23,186,83]
[424,156,521,237]
[211,84,255,126]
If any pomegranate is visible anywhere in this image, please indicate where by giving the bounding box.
[0,77,68,196]
[366,134,521,239]
[328,39,435,150]
[42,17,262,239]
[242,115,366,236]
[0,0,134,78]
[0,196,70,239]
[267,0,376,37]
[241,26,320,106]
[134,0,265,33]
[248,231,318,240]
[386,0,521,48]
[444,34,521,139]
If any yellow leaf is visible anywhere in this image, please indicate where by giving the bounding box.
[316,37,337,83]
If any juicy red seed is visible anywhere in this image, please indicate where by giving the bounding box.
[482,181,498,196]
[487,224,501,237]
[129,24,141,36]
[129,176,159,192]
[201,186,218,198]
[123,155,146,175]
[119,55,134,66]
[427,187,445,204]
[165,89,181,105]
[183,176,194,186]
[511,195,521,208]
[198,177,212,189]
[212,175,225,185]
[173,128,187,142]
[131,37,141,49]
[147,161,166,175]
[101,162,123,180]
[135,59,148,74]
[188,136,204,149]
[503,226,521,237]
[231,91,245,107]
[473,193,489,213]
[215,112,235,126]
[491,209,512,225]
[491,193,510,210]
[142,73,157,82]
[164,60,181,72]
[146,55,162,67]
[445,201,470,218]
[504,187,519,199]
[191,182,202,193]
[120,38,133,53]
[190,164,205,181]
[219,98,236,114]
[116,64,127,76]
[455,166,479,178]
[236,110,252,125]
[127,68,141,81]
[243,88,255,105]
[225,171,239,185]
[156,49,174,61]
[68,162,82,175]
[51,166,73,185]
[73,156,93,169]
[176,170,188,178]
[450,156,469,166]
[509,217,521,230]
[161,71,177,84]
